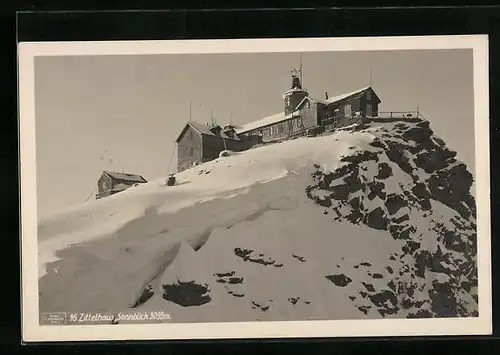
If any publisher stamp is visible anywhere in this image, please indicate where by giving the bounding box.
[41,312,67,325]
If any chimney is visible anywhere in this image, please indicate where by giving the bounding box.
[210,125,222,136]
[325,92,329,100]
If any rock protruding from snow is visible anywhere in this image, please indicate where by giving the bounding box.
[326,274,353,287]
[305,117,477,318]
[162,281,212,307]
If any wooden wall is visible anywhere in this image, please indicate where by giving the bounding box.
[284,91,308,115]
[201,135,254,162]
[97,174,112,196]
[177,125,203,172]
[359,91,379,116]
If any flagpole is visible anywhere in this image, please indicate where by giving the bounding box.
[300,52,303,86]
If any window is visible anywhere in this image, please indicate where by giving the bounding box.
[344,104,352,116]
[189,130,193,140]
[190,148,194,156]
[305,101,310,109]
[285,95,291,107]
[366,91,372,100]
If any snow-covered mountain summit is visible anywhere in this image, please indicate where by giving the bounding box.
[38,117,478,322]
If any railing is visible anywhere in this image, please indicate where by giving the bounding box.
[321,113,364,126]
[321,110,424,126]
[371,111,424,119]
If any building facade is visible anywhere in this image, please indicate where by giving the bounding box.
[234,74,381,143]
[175,121,257,172]
[175,72,382,172]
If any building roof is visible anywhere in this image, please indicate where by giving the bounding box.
[234,111,300,135]
[176,121,241,142]
[298,86,380,108]
[102,171,147,183]
[324,86,373,104]
[235,87,379,135]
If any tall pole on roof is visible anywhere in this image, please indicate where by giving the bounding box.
[189,100,192,121]
[300,52,303,87]
[369,67,372,87]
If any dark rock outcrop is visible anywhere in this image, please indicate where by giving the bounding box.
[162,281,211,307]
[376,162,393,179]
[234,248,280,266]
[326,274,352,287]
[292,254,306,263]
[304,117,477,319]
[365,207,389,230]
[132,285,154,308]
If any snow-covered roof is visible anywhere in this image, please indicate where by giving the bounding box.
[103,171,147,183]
[282,87,307,99]
[188,121,216,136]
[176,121,242,142]
[300,86,376,107]
[234,111,300,135]
[323,86,372,105]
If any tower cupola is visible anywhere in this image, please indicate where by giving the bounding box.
[291,75,302,90]
[282,69,308,115]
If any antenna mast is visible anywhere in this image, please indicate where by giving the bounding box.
[369,67,372,87]
[189,100,192,121]
[300,52,303,87]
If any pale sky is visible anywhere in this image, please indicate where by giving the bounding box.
[34,49,474,219]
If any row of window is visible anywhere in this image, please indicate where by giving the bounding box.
[260,117,303,137]
[342,103,373,116]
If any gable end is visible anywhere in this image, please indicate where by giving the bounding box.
[176,123,201,143]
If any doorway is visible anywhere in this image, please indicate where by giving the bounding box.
[366,103,373,117]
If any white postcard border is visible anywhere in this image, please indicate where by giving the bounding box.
[18,35,491,342]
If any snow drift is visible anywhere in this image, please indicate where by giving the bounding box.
[37,117,478,323]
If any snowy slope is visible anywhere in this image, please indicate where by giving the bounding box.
[38,118,478,322]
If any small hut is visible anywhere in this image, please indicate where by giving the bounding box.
[96,171,147,200]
